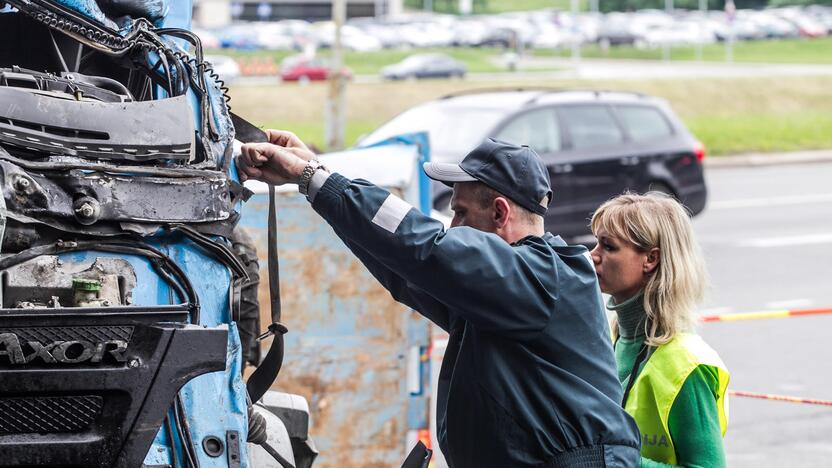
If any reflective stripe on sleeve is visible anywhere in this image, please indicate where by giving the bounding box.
[372,194,413,234]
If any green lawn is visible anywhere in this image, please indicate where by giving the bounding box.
[229,75,832,157]
[686,112,832,155]
[535,37,832,64]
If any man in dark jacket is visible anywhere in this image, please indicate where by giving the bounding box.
[237,131,641,467]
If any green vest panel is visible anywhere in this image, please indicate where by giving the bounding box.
[624,333,730,464]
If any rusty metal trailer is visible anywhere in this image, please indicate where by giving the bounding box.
[238,136,439,467]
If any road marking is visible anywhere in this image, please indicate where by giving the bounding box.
[710,193,832,210]
[765,299,814,310]
[738,233,832,248]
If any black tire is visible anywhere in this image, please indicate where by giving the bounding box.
[231,227,262,368]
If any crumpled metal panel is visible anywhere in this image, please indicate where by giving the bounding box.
[0,160,232,225]
[0,88,195,162]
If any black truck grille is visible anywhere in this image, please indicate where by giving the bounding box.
[0,325,134,343]
[0,395,103,433]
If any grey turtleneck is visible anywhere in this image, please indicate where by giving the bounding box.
[607,292,646,340]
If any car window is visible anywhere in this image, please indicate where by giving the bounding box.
[559,105,623,149]
[495,108,561,154]
[616,105,673,141]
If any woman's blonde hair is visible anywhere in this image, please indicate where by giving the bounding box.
[591,192,707,346]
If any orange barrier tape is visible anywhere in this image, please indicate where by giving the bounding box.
[729,390,832,407]
[701,307,832,323]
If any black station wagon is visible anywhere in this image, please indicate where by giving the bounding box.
[360,89,708,242]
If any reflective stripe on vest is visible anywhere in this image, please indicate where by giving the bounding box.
[624,333,730,465]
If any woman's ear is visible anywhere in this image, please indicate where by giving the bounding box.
[644,248,660,274]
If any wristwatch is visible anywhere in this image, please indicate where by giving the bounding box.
[298,159,327,196]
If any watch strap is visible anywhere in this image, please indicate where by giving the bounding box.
[298,160,324,196]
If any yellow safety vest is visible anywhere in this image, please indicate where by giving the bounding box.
[624,333,730,464]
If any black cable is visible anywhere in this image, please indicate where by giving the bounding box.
[173,394,199,468]
[165,413,182,468]
[125,239,201,323]
[162,48,188,96]
[157,49,174,98]
[150,257,189,306]
[168,224,249,279]
[166,224,250,323]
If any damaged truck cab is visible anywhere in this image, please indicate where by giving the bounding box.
[0,0,314,466]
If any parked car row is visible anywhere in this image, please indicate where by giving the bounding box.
[206,52,464,83]
[195,5,832,53]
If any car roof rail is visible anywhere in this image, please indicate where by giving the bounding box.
[439,86,566,100]
[438,87,648,104]
[525,89,648,105]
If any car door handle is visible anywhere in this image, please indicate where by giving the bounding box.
[552,163,573,173]
[619,156,639,166]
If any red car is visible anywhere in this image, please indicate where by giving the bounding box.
[279,55,351,82]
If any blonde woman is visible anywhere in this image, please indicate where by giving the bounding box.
[590,192,729,468]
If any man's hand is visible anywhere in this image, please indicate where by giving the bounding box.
[264,129,309,151]
[237,142,316,185]
[237,129,317,185]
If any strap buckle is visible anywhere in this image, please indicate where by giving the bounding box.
[256,322,289,342]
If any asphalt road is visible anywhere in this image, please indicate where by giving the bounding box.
[694,161,832,467]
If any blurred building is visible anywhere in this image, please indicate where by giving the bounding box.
[194,0,403,27]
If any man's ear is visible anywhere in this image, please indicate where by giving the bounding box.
[493,197,511,229]
[644,248,660,274]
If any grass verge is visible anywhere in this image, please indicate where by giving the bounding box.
[229,75,832,156]
[536,37,832,64]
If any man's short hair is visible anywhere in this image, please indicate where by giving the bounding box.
[470,182,543,226]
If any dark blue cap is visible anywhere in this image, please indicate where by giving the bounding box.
[423,138,552,216]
